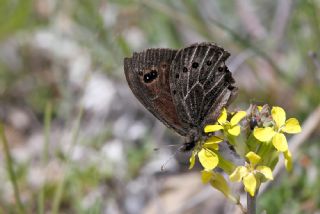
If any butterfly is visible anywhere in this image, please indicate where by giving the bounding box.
[124,42,237,151]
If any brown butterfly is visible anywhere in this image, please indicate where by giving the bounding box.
[124,42,237,151]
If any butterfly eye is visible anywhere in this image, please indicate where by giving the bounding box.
[250,118,258,130]
[192,62,199,69]
[206,61,212,66]
[183,67,188,73]
[175,73,179,79]
[228,85,235,90]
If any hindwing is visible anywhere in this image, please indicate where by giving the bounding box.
[169,42,238,131]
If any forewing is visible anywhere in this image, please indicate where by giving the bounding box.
[124,48,188,136]
[169,42,238,131]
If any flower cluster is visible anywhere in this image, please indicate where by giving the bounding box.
[253,106,301,171]
[188,105,301,199]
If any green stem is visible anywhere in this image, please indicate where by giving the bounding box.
[38,101,53,214]
[37,188,45,214]
[0,123,25,213]
[51,106,84,213]
[247,189,258,214]
[51,179,64,214]
[43,101,52,163]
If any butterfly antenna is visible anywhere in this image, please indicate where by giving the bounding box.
[161,149,180,171]
[153,144,180,152]
[167,144,180,148]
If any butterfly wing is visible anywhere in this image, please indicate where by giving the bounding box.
[169,42,238,132]
[124,48,188,136]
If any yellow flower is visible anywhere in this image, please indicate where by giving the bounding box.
[204,108,247,136]
[253,106,301,152]
[229,152,273,196]
[189,136,222,170]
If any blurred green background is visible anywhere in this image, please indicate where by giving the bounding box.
[0,0,320,213]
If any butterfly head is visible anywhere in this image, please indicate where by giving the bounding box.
[179,127,203,152]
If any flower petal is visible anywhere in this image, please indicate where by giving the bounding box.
[228,125,241,136]
[218,108,227,124]
[205,136,223,144]
[243,173,257,196]
[204,138,220,150]
[253,127,275,142]
[272,133,288,152]
[229,166,248,182]
[230,111,247,126]
[256,166,273,180]
[210,173,231,199]
[282,118,301,134]
[284,150,293,171]
[272,106,286,128]
[201,170,213,184]
[246,152,261,166]
[189,151,196,169]
[204,125,224,133]
[206,144,219,151]
[198,149,219,170]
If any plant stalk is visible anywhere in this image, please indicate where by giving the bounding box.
[0,123,25,213]
[247,189,258,214]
